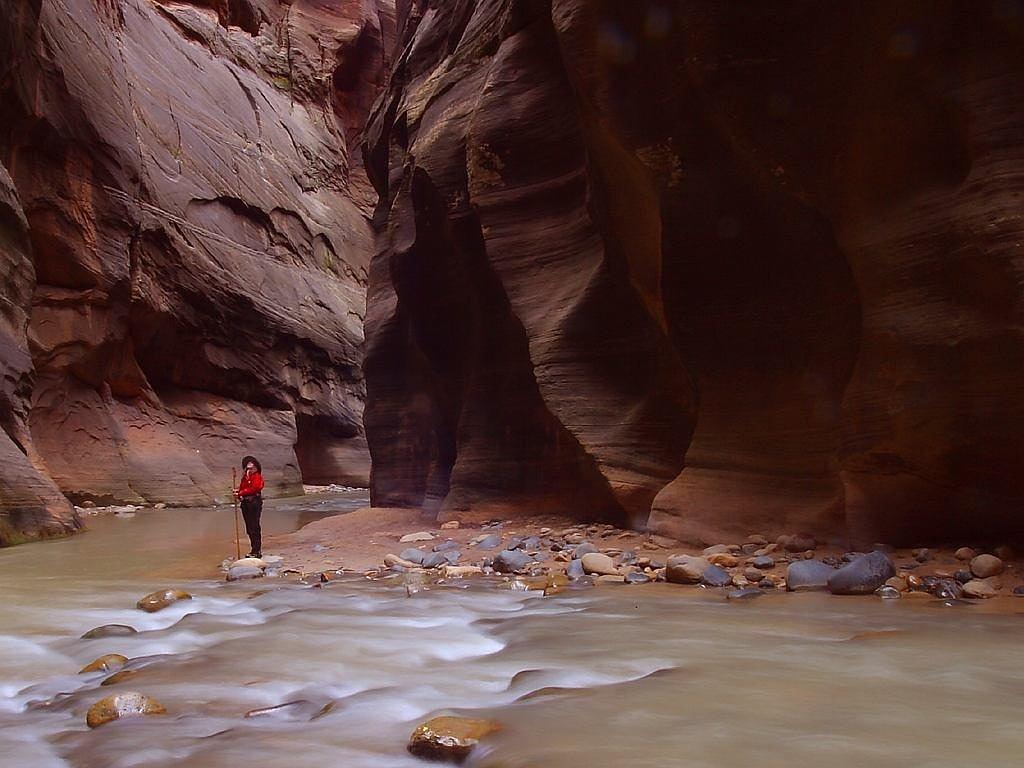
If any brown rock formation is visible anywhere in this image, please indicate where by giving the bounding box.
[0,0,393,539]
[364,0,1024,545]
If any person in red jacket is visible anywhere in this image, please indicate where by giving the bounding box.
[235,455,265,558]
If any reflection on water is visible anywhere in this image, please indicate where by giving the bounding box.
[2,494,1024,768]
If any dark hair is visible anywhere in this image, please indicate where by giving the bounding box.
[241,455,262,473]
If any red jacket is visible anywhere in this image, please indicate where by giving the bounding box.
[237,471,265,498]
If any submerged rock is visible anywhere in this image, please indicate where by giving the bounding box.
[786,560,835,592]
[136,589,192,613]
[407,716,501,763]
[85,692,166,728]
[727,587,763,601]
[81,624,137,639]
[79,654,128,674]
[827,551,895,595]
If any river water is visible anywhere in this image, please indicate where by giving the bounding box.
[2,493,1024,768]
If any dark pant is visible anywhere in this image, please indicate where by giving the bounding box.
[240,496,263,555]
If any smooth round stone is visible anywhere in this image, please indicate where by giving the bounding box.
[136,589,192,613]
[581,552,619,576]
[399,548,426,564]
[954,546,975,561]
[875,585,901,599]
[79,654,129,674]
[86,692,166,728]
[702,544,732,556]
[707,552,739,568]
[572,542,599,559]
[786,560,836,592]
[783,534,816,553]
[227,565,263,581]
[700,564,733,587]
[624,570,651,584]
[477,534,503,550]
[970,554,1004,578]
[963,579,997,599]
[827,551,896,595]
[81,624,137,640]
[751,556,775,569]
[408,716,502,762]
[493,550,533,574]
[665,555,710,584]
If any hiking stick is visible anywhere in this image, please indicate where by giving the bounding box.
[232,466,241,560]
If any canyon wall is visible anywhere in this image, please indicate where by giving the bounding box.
[363,0,1024,545]
[0,0,393,542]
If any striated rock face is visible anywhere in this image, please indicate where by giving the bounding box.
[0,0,394,539]
[364,0,1024,544]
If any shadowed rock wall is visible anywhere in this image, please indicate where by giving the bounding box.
[0,0,394,541]
[364,0,1024,545]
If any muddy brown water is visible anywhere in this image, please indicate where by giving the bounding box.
[2,493,1024,767]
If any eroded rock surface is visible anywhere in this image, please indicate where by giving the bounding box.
[0,0,395,537]
[363,0,1024,545]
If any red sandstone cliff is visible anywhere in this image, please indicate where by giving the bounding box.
[0,0,394,542]
[363,0,1024,545]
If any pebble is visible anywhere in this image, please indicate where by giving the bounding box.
[440,521,460,530]
[86,692,166,728]
[478,534,503,550]
[596,574,626,584]
[702,544,732,556]
[743,567,763,582]
[79,654,129,674]
[573,542,599,559]
[506,538,524,551]
[963,579,997,599]
[136,589,192,613]
[624,570,651,584]
[913,548,932,563]
[884,576,908,592]
[81,624,138,639]
[954,570,973,584]
[754,543,778,556]
[700,565,733,587]
[581,552,619,576]
[782,534,816,552]
[751,556,775,569]
[384,554,420,569]
[954,547,975,561]
[399,531,435,543]
[786,560,836,592]
[875,585,901,599]
[707,553,739,568]
[407,716,501,763]
[970,554,1004,578]
[1013,586,1024,597]
[827,551,896,595]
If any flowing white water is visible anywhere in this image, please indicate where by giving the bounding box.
[2,494,1024,768]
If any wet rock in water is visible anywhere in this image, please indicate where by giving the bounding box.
[494,550,533,574]
[751,556,775,569]
[727,587,763,601]
[875,585,901,599]
[433,540,459,552]
[407,716,502,763]
[442,565,483,578]
[954,570,973,584]
[400,531,435,543]
[707,552,739,568]
[227,565,263,581]
[421,552,449,569]
[79,654,128,674]
[885,576,909,592]
[581,552,619,576]
[970,554,1004,578]
[665,555,710,584]
[573,542,599,559]
[566,559,586,580]
[786,560,836,592]
[700,564,733,587]
[136,589,192,613]
[81,624,138,639]
[828,551,896,595]
[101,669,140,686]
[954,547,975,561]
[245,700,321,720]
[624,570,651,585]
[963,579,997,598]
[400,548,426,564]
[478,534,503,550]
[86,692,166,728]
